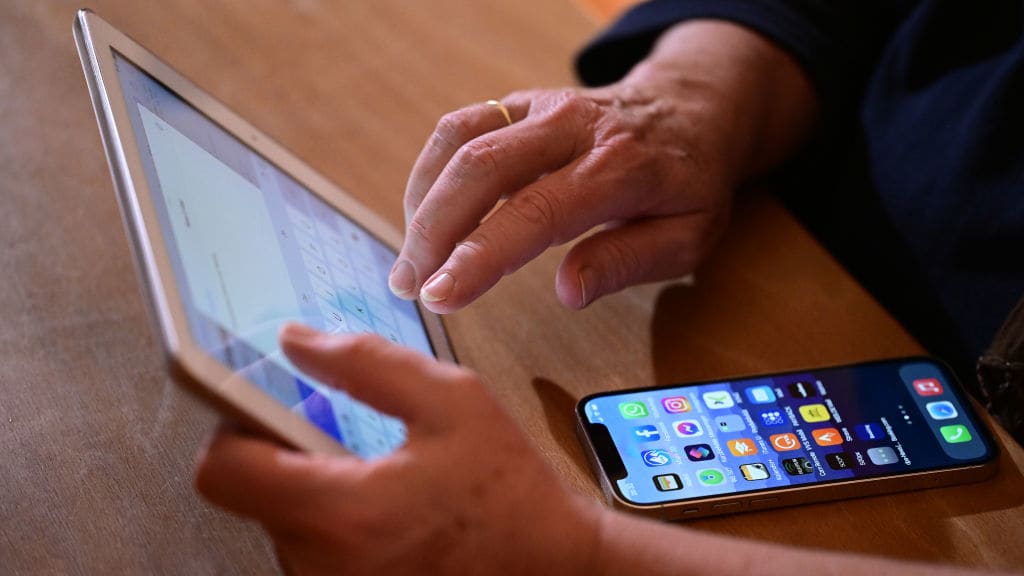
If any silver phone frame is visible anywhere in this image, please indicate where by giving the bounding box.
[74,9,455,455]
[576,358,1000,521]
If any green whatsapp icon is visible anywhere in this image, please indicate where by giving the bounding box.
[619,401,649,419]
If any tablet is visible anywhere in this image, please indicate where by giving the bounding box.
[74,10,455,457]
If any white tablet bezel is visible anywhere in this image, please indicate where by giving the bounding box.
[74,9,456,455]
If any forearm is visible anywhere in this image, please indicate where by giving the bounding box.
[619,19,819,178]
[586,508,1002,576]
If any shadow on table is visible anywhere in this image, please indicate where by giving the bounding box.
[531,376,589,466]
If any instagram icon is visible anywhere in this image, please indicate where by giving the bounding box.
[661,396,692,413]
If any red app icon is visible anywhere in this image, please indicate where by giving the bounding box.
[913,378,943,396]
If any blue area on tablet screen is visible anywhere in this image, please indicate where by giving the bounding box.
[301,389,344,443]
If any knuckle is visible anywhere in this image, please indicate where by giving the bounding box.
[453,237,488,262]
[449,139,500,181]
[601,235,645,288]
[451,236,497,273]
[590,115,647,163]
[604,121,642,150]
[452,234,516,278]
[432,110,473,149]
[585,135,637,174]
[536,90,598,157]
[504,188,559,232]
[406,213,454,261]
[551,89,585,111]
[406,215,434,247]
[548,90,596,127]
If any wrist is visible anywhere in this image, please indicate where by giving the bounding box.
[528,491,608,576]
[622,19,819,180]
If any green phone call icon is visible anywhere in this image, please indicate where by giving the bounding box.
[940,424,972,444]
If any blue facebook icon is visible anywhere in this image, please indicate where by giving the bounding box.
[633,425,662,442]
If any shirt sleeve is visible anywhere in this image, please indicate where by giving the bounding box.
[575,0,916,119]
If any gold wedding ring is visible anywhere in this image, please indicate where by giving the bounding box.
[486,99,513,126]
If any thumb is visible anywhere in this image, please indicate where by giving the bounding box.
[194,425,359,529]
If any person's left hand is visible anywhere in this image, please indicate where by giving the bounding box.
[386,21,818,315]
[194,324,602,575]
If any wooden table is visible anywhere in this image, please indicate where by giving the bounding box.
[1,1,1021,574]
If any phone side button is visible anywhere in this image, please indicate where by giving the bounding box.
[712,502,742,512]
[665,507,702,521]
[749,497,778,509]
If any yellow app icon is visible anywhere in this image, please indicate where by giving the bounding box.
[799,404,830,423]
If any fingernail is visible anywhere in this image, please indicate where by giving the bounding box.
[578,266,596,308]
[280,322,321,346]
[388,260,416,298]
[420,272,454,303]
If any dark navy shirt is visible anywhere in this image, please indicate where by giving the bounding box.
[576,1,1024,379]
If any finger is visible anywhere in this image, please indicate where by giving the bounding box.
[194,426,357,528]
[391,95,591,300]
[393,102,521,300]
[402,93,545,221]
[279,323,454,430]
[403,101,527,225]
[555,214,717,308]
[415,153,632,313]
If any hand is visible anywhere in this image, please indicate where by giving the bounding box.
[194,324,602,575]
[388,20,817,313]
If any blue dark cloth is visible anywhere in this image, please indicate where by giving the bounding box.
[575,0,1024,380]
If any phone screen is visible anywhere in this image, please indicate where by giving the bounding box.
[579,358,995,505]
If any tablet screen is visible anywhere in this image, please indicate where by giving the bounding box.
[113,52,431,457]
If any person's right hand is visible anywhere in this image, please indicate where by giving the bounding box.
[388,20,817,313]
[194,325,603,575]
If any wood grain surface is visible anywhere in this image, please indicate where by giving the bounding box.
[1,1,1021,574]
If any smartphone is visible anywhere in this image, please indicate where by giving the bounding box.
[576,357,998,520]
